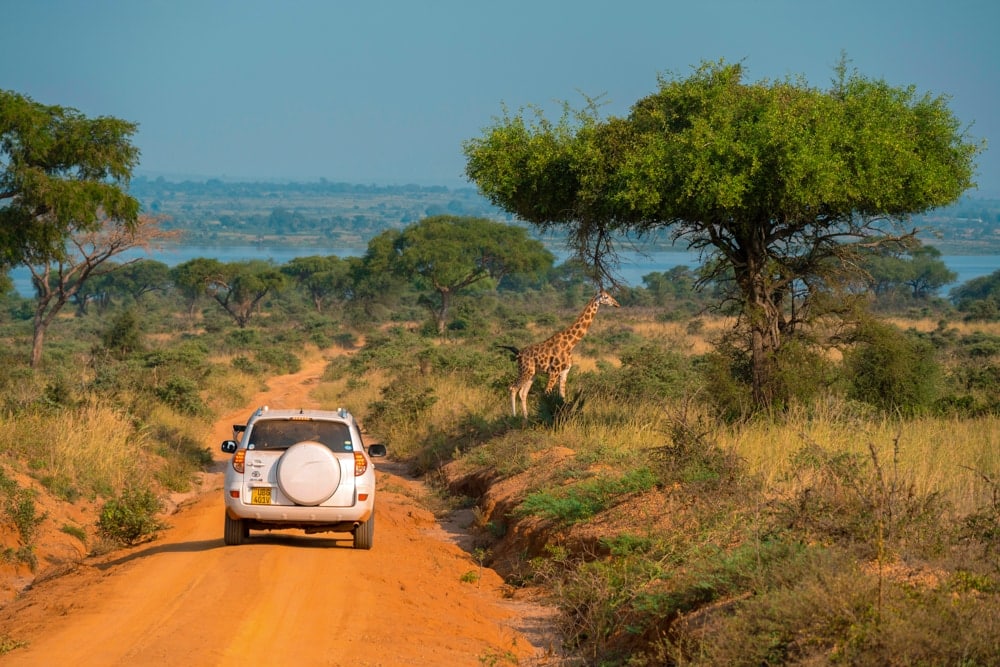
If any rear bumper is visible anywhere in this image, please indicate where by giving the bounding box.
[224,494,374,526]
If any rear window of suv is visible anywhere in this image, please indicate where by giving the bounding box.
[247,419,353,451]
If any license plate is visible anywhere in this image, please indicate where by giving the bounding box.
[250,487,271,505]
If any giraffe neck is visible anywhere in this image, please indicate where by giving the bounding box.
[556,296,601,347]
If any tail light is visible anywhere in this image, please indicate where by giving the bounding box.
[232,450,246,474]
[353,451,367,476]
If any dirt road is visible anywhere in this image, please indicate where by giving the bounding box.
[0,352,554,665]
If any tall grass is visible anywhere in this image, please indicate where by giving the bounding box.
[725,402,1000,514]
[0,404,153,499]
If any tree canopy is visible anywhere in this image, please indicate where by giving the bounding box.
[172,258,285,328]
[464,57,981,408]
[0,89,141,266]
[281,255,353,313]
[365,215,553,333]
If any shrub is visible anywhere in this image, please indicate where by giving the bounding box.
[697,344,755,423]
[97,486,163,545]
[608,343,696,401]
[844,320,941,415]
[99,307,144,358]
[231,355,262,375]
[652,409,742,488]
[154,375,208,416]
[253,346,302,374]
[366,377,437,428]
[0,469,43,544]
[779,438,951,560]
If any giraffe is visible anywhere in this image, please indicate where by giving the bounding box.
[499,289,621,418]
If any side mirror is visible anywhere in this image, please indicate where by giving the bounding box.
[221,440,238,454]
[367,443,387,458]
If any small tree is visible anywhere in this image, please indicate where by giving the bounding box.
[367,215,553,333]
[171,257,220,320]
[27,215,173,367]
[102,258,173,302]
[861,242,957,303]
[172,259,285,328]
[281,255,352,313]
[99,306,144,358]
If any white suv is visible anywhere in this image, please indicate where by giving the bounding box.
[220,406,386,549]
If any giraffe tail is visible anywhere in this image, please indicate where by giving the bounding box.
[495,344,519,360]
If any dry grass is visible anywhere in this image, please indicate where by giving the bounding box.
[708,404,1000,516]
[309,366,387,420]
[627,316,737,355]
[883,317,1000,336]
[0,404,154,497]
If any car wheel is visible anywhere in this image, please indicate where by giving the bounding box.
[276,441,341,506]
[224,513,245,546]
[353,512,374,550]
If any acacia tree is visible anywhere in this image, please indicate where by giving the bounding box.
[71,258,173,315]
[1,89,149,367]
[367,215,553,333]
[105,258,173,301]
[172,258,285,328]
[281,255,353,312]
[28,215,173,367]
[464,58,980,408]
[171,257,221,320]
[861,243,956,300]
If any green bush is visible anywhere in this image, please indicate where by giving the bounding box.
[231,355,263,375]
[99,307,144,358]
[697,343,755,423]
[97,486,163,545]
[253,346,302,374]
[845,319,941,415]
[0,469,43,544]
[154,375,208,416]
[604,343,696,401]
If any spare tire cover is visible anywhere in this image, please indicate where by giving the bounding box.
[276,441,341,506]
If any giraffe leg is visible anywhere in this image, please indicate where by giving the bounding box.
[511,363,535,418]
[558,367,571,398]
[516,382,531,418]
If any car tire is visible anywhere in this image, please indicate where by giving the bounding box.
[353,512,374,550]
[276,441,342,506]
[224,513,245,546]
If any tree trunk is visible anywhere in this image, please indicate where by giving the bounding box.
[30,324,46,369]
[749,322,774,408]
[434,289,451,335]
[742,254,783,409]
[31,293,67,369]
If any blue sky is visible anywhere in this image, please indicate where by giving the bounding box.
[5,0,999,197]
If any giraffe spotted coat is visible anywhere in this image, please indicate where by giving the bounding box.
[503,290,620,418]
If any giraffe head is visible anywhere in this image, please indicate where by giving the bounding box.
[595,289,621,309]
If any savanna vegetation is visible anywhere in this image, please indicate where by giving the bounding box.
[1,222,999,662]
[4,57,1000,664]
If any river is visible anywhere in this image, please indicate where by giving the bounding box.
[7,245,999,298]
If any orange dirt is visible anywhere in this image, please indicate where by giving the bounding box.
[0,351,560,666]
